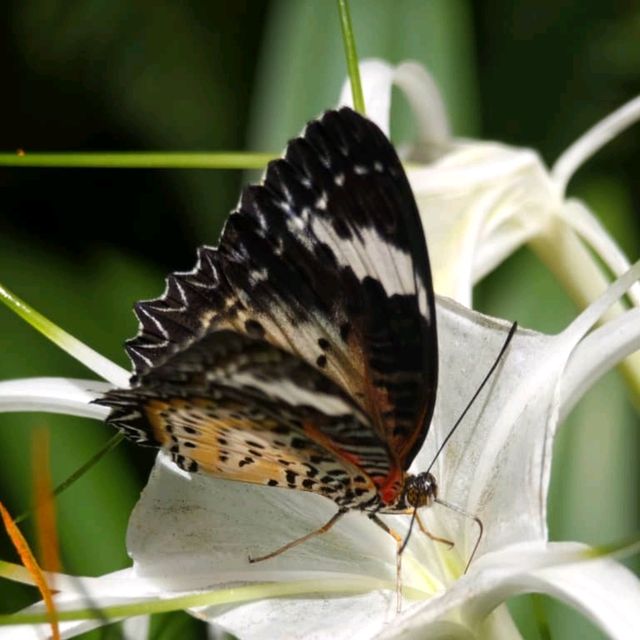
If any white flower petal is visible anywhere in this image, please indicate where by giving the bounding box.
[552,95,640,193]
[521,556,640,640]
[128,454,402,592]
[560,258,640,422]
[435,261,637,556]
[2,565,162,598]
[558,200,640,305]
[558,260,640,348]
[0,568,163,640]
[379,542,640,640]
[467,543,640,640]
[0,377,110,419]
[207,592,390,640]
[0,619,103,640]
[208,595,519,640]
[122,615,150,640]
[476,605,524,640]
[562,308,640,419]
[419,299,561,555]
[408,142,555,302]
[337,59,451,159]
[392,61,452,159]
[338,59,394,134]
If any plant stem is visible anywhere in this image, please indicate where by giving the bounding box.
[0,151,274,170]
[337,0,365,114]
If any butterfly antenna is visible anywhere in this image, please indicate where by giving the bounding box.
[425,321,518,475]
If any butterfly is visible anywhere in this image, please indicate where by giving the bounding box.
[97,107,460,606]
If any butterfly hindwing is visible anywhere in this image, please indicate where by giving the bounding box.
[117,108,437,505]
[100,331,385,507]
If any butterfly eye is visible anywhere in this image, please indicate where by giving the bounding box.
[404,472,437,508]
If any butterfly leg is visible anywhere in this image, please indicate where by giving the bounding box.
[415,512,454,549]
[368,513,404,613]
[248,508,348,563]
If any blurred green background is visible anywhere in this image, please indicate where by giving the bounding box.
[0,1,638,638]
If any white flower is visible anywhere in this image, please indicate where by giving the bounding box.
[1,61,640,639]
[1,262,640,639]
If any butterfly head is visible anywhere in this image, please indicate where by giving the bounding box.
[403,472,438,509]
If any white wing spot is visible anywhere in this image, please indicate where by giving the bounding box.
[253,205,268,229]
[249,267,269,286]
[315,192,328,210]
[309,218,415,297]
[231,373,355,416]
[278,200,293,214]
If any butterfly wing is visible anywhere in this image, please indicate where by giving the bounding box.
[120,108,437,505]
[99,331,386,508]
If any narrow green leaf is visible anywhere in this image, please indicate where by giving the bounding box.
[0,282,129,387]
[337,0,365,114]
[0,152,275,170]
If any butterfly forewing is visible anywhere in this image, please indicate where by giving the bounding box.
[106,107,437,507]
